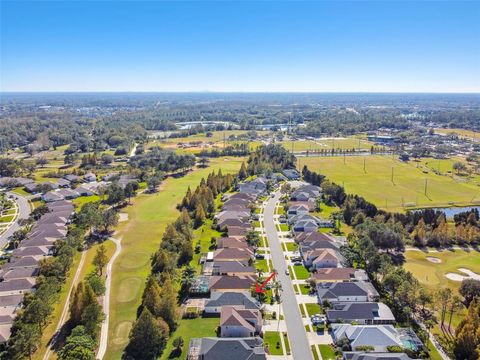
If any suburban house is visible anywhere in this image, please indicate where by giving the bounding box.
[213,248,254,262]
[331,324,404,352]
[84,172,97,182]
[0,278,36,296]
[212,261,255,276]
[209,275,256,293]
[282,169,300,180]
[326,302,396,325]
[303,248,342,269]
[64,174,81,183]
[291,184,321,201]
[293,219,319,233]
[287,203,310,216]
[204,292,260,314]
[217,237,249,249]
[219,307,262,337]
[296,231,336,243]
[289,200,316,212]
[228,226,249,238]
[300,239,340,253]
[238,177,267,196]
[217,218,249,230]
[317,281,380,303]
[187,337,266,360]
[215,210,250,223]
[310,268,369,283]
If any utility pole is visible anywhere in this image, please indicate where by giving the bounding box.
[223,130,226,149]
[424,178,428,196]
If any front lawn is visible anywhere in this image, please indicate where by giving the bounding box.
[319,344,336,360]
[264,331,284,356]
[285,242,298,252]
[255,259,269,274]
[299,284,311,295]
[305,303,322,316]
[293,265,310,280]
[279,223,289,231]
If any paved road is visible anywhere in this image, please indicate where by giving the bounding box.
[264,191,313,360]
[0,192,31,248]
[43,250,87,360]
[97,236,122,360]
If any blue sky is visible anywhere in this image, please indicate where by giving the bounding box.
[1,1,479,92]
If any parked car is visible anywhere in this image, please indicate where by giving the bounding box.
[285,269,290,276]
[311,314,326,325]
[293,261,302,266]
[255,253,265,260]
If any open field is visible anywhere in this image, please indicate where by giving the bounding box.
[105,157,244,360]
[300,156,480,211]
[435,128,480,142]
[280,135,374,152]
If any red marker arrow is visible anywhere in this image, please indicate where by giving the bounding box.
[255,271,276,293]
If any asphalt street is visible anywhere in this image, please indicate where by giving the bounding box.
[264,191,313,360]
[0,192,31,248]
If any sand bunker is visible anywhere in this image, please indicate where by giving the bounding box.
[445,268,480,282]
[426,256,441,263]
[118,213,129,222]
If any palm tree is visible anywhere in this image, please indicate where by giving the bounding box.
[447,295,463,332]
[272,279,283,332]
[180,266,196,297]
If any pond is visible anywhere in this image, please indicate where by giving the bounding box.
[416,206,480,219]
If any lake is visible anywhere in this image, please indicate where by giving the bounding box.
[417,206,480,219]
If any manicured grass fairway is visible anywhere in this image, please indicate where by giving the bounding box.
[404,249,480,337]
[105,157,244,360]
[404,249,480,292]
[300,156,480,211]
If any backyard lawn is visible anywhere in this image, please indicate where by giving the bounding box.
[160,317,219,359]
[105,157,244,359]
[300,155,480,211]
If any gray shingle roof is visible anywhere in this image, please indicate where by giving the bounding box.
[206,292,260,310]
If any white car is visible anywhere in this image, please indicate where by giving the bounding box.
[285,269,290,276]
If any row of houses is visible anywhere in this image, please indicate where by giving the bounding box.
[187,178,270,360]
[287,183,423,358]
[0,200,74,342]
[286,184,334,233]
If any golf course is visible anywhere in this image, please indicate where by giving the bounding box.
[300,155,480,211]
[404,248,480,292]
[105,157,244,360]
